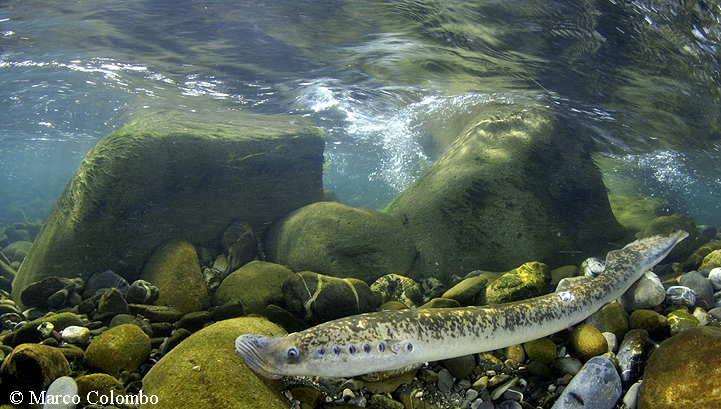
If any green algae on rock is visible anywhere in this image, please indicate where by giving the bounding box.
[83,324,151,374]
[267,201,416,283]
[214,261,294,315]
[0,343,71,395]
[384,103,630,282]
[140,317,290,409]
[638,326,721,409]
[485,262,550,305]
[141,239,210,314]
[12,110,324,307]
[641,215,708,263]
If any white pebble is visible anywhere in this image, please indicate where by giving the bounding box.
[622,380,642,409]
[61,325,90,345]
[709,268,721,291]
[693,307,710,326]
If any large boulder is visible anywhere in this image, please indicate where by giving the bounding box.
[638,326,721,409]
[384,103,630,282]
[12,111,324,307]
[214,261,295,315]
[140,317,289,409]
[266,202,416,283]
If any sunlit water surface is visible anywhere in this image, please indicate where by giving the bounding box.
[1,0,720,226]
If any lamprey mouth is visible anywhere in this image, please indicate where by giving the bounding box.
[235,334,283,379]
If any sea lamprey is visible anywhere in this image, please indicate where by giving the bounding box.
[236,231,688,379]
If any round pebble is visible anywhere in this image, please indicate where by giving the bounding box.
[678,271,715,309]
[581,257,605,276]
[665,286,696,308]
[570,324,608,362]
[708,268,721,291]
[60,325,90,345]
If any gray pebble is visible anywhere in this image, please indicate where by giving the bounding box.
[43,376,78,409]
[617,329,648,388]
[581,257,605,277]
[503,388,523,401]
[619,271,665,310]
[496,401,522,409]
[554,356,583,376]
[665,286,696,308]
[622,381,642,409]
[709,307,721,322]
[466,389,479,401]
[678,272,715,309]
[551,356,621,409]
[472,400,493,409]
[708,268,721,291]
[437,368,454,394]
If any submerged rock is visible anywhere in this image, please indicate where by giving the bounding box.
[140,240,210,314]
[641,215,708,263]
[0,343,71,394]
[485,262,550,305]
[267,202,416,283]
[384,103,630,282]
[283,271,380,324]
[83,324,151,374]
[221,220,256,274]
[214,261,294,315]
[140,317,290,409]
[551,356,621,409]
[638,326,721,409]
[370,274,424,308]
[12,110,324,307]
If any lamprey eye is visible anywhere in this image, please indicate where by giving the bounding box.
[348,345,356,355]
[378,342,385,353]
[362,344,371,353]
[316,348,325,356]
[287,347,299,358]
[406,342,413,352]
[332,346,341,355]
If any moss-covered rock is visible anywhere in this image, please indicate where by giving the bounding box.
[141,239,210,314]
[13,111,324,307]
[0,344,70,397]
[485,262,550,305]
[700,249,721,271]
[370,274,424,308]
[666,310,699,336]
[641,215,708,263]
[584,301,629,339]
[214,261,294,315]
[638,326,721,409]
[683,240,721,270]
[523,337,557,365]
[570,324,608,362]
[83,324,151,374]
[282,271,381,324]
[441,275,489,306]
[384,103,630,282]
[75,373,125,406]
[606,192,667,233]
[12,312,84,345]
[140,317,290,409]
[267,202,416,283]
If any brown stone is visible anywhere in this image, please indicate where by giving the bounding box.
[0,343,70,393]
[638,326,721,409]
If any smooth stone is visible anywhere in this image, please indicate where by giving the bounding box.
[708,267,721,290]
[60,326,90,345]
[221,220,256,273]
[505,344,525,365]
[708,307,721,322]
[601,332,618,353]
[693,307,711,326]
[83,324,151,374]
[420,298,461,309]
[371,274,424,308]
[700,249,721,270]
[617,329,648,388]
[437,368,454,394]
[628,309,667,335]
[584,301,629,339]
[443,354,476,379]
[496,400,522,409]
[82,270,129,299]
[43,376,78,409]
[623,381,642,409]
[441,275,488,306]
[214,261,293,315]
[554,356,583,376]
[666,310,699,335]
[638,326,721,409]
[551,356,621,409]
[570,324,608,362]
[96,287,129,317]
[212,255,229,276]
[109,314,153,336]
[140,317,290,409]
[267,201,417,283]
[665,286,696,308]
[678,271,715,309]
[75,373,125,406]
[141,239,210,314]
[526,361,552,381]
[485,262,550,304]
[0,343,71,393]
[282,271,380,325]
[162,328,192,354]
[580,257,605,277]
[126,279,160,304]
[370,394,404,409]
[619,271,666,311]
[523,337,557,365]
[551,265,578,287]
[129,304,184,323]
[176,311,212,333]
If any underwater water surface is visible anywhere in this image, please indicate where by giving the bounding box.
[0,0,720,225]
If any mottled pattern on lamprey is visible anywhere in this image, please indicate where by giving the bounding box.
[236,231,688,379]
